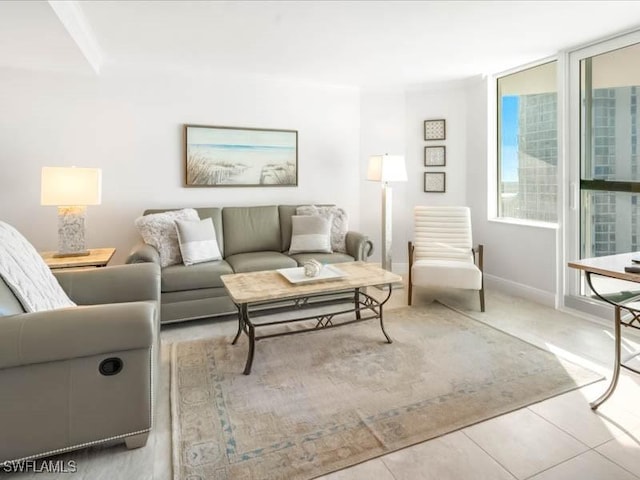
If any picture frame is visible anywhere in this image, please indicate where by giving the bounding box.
[184,124,298,187]
[424,146,446,167]
[424,119,446,141]
[424,172,446,193]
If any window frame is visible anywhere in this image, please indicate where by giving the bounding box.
[492,56,561,228]
[563,29,640,316]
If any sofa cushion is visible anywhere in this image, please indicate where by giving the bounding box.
[175,218,222,266]
[289,252,354,265]
[411,259,482,290]
[289,215,332,254]
[161,259,234,292]
[223,206,281,256]
[226,251,297,273]
[278,205,298,252]
[135,208,199,267]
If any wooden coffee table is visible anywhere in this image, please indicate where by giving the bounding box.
[221,261,402,374]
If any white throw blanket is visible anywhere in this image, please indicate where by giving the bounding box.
[0,221,76,312]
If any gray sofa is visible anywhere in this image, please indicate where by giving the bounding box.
[0,262,161,462]
[126,205,373,324]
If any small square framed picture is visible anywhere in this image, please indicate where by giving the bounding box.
[424,146,446,167]
[424,172,446,193]
[424,119,446,141]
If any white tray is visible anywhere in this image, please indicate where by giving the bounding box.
[277,265,347,284]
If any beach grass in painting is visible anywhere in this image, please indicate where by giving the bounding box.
[185,126,298,186]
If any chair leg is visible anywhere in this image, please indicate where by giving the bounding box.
[407,241,414,306]
[479,287,485,312]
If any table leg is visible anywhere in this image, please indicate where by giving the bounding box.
[591,305,622,410]
[379,283,393,344]
[241,303,256,375]
[232,304,244,345]
[355,288,361,320]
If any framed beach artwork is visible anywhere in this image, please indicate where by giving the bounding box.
[184,125,298,187]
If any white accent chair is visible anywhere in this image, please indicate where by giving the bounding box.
[408,206,485,311]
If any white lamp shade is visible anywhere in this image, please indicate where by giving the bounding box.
[41,167,102,206]
[367,154,407,182]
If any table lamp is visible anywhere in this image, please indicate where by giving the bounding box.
[367,154,407,271]
[41,166,102,257]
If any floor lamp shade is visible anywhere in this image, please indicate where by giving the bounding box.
[367,154,407,272]
[41,167,102,257]
[367,154,407,183]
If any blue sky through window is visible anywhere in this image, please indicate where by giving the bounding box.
[501,95,519,182]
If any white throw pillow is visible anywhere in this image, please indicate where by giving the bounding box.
[296,205,349,253]
[175,218,222,266]
[135,208,200,267]
[289,215,333,254]
[0,221,76,312]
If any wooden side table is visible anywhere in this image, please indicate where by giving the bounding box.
[40,248,116,270]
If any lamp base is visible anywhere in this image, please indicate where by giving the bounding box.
[57,205,88,256]
[53,250,91,258]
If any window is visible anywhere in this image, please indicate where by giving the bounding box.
[497,61,558,222]
[580,44,640,261]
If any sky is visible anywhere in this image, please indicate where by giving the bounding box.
[501,95,519,182]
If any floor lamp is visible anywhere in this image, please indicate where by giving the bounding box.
[367,154,407,272]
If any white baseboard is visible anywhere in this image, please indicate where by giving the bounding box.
[483,273,557,308]
[384,265,556,309]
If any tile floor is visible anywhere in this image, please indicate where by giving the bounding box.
[6,283,640,480]
[313,287,640,480]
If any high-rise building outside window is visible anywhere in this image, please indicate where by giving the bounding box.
[580,43,640,260]
[497,61,558,223]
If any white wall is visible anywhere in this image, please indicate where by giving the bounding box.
[465,77,558,306]
[0,64,560,301]
[0,67,361,264]
[358,78,558,301]
[403,83,469,250]
[359,84,470,272]
[360,84,467,273]
[359,90,406,268]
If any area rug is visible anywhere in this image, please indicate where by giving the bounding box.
[171,302,603,480]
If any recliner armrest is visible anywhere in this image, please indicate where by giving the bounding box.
[54,263,160,306]
[0,302,156,369]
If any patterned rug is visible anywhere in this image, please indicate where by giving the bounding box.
[170,302,602,480]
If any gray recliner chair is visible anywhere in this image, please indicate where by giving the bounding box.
[0,256,161,462]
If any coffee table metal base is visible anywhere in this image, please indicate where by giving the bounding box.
[231,286,393,374]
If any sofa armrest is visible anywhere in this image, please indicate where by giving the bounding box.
[126,241,161,265]
[54,263,161,306]
[0,302,156,369]
[345,231,374,261]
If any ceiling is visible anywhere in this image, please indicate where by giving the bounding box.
[2,0,640,89]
